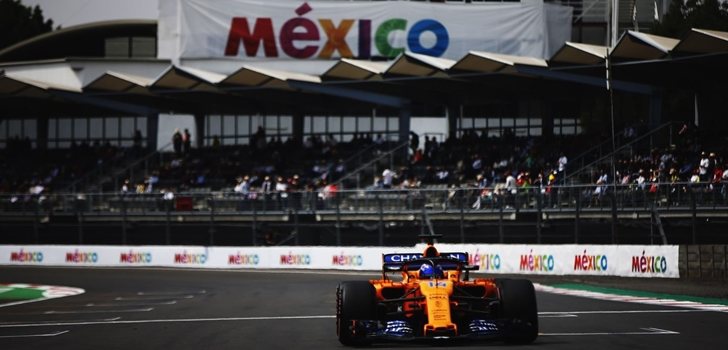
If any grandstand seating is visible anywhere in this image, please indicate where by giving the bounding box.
[2,122,726,204]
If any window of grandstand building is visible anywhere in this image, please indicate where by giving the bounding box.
[104,37,156,58]
[456,103,581,137]
[47,116,147,149]
[205,115,294,146]
[203,113,400,146]
[554,118,582,135]
[0,119,37,149]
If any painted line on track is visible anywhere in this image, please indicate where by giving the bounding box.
[137,290,206,296]
[541,327,679,336]
[43,308,153,314]
[539,309,707,316]
[0,315,335,328]
[0,317,120,326]
[0,309,710,329]
[85,301,177,307]
[115,295,194,301]
[0,330,69,338]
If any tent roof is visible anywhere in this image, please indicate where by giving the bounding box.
[221,65,321,89]
[451,51,547,73]
[150,66,223,92]
[673,28,728,54]
[550,42,608,65]
[611,31,680,60]
[322,58,389,80]
[85,71,153,94]
[1,28,728,116]
[385,52,455,77]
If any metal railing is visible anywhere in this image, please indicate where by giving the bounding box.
[5,182,727,215]
[3,181,727,245]
[335,141,409,187]
[565,122,673,184]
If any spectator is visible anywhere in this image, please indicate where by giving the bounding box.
[172,129,182,155]
[133,129,143,151]
[121,179,130,194]
[382,168,396,189]
[593,171,608,198]
[557,152,568,181]
[234,176,250,194]
[183,129,192,155]
[409,131,420,154]
[275,176,288,193]
[471,174,490,210]
[261,176,272,194]
[374,133,384,146]
[145,173,159,193]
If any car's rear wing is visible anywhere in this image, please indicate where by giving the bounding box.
[382,252,480,272]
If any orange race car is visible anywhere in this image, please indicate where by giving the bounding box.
[336,241,538,346]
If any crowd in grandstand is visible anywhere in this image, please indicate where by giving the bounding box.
[0,137,138,196]
[2,122,727,208]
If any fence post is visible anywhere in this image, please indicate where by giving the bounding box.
[574,186,580,243]
[498,199,504,243]
[252,200,258,246]
[378,194,384,246]
[690,185,697,244]
[610,190,617,244]
[536,187,542,244]
[459,189,465,244]
[294,207,300,246]
[165,199,171,245]
[121,195,127,245]
[209,195,215,245]
[335,194,341,246]
[77,200,84,244]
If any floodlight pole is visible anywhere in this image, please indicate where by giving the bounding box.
[608,0,619,244]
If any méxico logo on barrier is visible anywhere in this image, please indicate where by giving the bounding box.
[9,249,43,263]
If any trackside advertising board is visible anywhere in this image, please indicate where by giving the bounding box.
[0,244,679,278]
[159,0,572,61]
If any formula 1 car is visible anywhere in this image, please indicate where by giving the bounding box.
[336,241,538,345]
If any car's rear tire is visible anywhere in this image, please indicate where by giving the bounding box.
[497,278,538,344]
[336,281,376,346]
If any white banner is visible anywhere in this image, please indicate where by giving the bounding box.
[420,244,680,278]
[161,0,571,61]
[1,244,679,278]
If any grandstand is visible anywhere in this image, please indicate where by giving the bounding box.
[1,0,728,247]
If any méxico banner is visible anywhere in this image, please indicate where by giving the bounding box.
[160,0,572,61]
[0,244,679,278]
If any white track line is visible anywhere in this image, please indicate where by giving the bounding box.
[0,330,69,338]
[0,309,709,329]
[539,309,707,316]
[85,301,177,307]
[541,327,679,336]
[0,317,120,326]
[43,308,153,314]
[115,295,194,301]
[137,290,206,296]
[0,315,334,328]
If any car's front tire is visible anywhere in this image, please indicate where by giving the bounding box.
[496,278,538,344]
[336,281,376,346]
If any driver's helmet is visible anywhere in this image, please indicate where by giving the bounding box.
[419,263,444,279]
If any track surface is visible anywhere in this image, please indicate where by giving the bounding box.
[0,267,726,349]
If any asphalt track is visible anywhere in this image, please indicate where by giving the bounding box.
[0,267,727,349]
